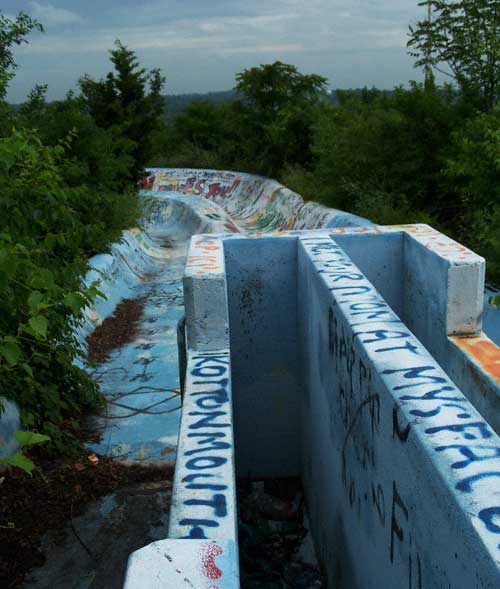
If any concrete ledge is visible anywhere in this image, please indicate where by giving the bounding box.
[184,236,229,351]
[168,350,237,545]
[124,538,239,589]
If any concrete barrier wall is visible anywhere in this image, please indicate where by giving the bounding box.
[154,226,500,588]
[328,224,500,436]
[224,237,301,478]
[298,234,500,588]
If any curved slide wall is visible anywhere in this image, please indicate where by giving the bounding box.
[141,168,372,232]
[10,169,366,463]
[2,167,500,461]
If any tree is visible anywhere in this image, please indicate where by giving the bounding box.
[79,40,165,180]
[0,11,42,75]
[0,11,42,131]
[233,61,327,176]
[408,1,500,111]
[18,87,135,192]
[235,61,327,120]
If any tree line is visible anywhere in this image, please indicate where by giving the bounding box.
[0,1,498,453]
[151,1,499,283]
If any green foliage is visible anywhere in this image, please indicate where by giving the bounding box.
[305,84,457,221]
[443,106,500,280]
[233,62,328,176]
[0,11,42,106]
[80,40,165,182]
[0,17,145,453]
[408,0,500,111]
[18,88,136,192]
[0,130,107,451]
[0,126,145,451]
[0,430,50,473]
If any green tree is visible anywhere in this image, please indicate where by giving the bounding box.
[80,40,165,180]
[408,0,500,110]
[443,106,500,278]
[0,11,42,81]
[0,17,143,452]
[233,61,328,176]
[0,11,42,132]
[18,87,135,192]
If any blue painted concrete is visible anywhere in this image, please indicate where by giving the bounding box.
[163,228,500,588]
[83,253,185,461]
[75,170,369,463]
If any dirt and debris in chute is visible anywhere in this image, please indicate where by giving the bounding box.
[238,478,324,588]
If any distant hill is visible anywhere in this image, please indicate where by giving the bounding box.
[10,88,389,117]
[163,88,391,117]
[164,90,237,117]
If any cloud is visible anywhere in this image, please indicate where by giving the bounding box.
[7,0,424,101]
[29,2,83,27]
[17,12,302,56]
[218,44,303,55]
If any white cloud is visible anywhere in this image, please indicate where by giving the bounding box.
[29,2,83,27]
[7,0,424,100]
[218,43,303,55]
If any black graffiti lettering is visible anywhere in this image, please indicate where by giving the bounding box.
[357,329,410,344]
[194,393,229,410]
[328,307,337,353]
[350,319,403,328]
[352,310,391,320]
[478,506,500,535]
[330,273,365,282]
[359,358,369,389]
[393,404,412,442]
[184,440,231,456]
[320,261,355,269]
[330,285,373,297]
[400,385,460,402]
[376,340,420,355]
[191,365,226,378]
[186,483,228,490]
[456,471,500,492]
[192,378,229,388]
[188,431,228,442]
[371,483,386,527]
[390,481,409,563]
[350,302,387,311]
[192,355,229,366]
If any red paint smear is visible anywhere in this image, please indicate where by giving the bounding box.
[201,542,223,580]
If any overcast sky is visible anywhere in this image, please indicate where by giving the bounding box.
[4,0,428,102]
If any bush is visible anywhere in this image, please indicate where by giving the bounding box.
[0,127,141,453]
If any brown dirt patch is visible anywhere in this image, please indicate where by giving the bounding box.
[0,451,174,588]
[86,296,147,364]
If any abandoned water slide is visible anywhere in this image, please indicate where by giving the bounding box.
[6,169,500,588]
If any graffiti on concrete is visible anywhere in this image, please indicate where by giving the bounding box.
[301,235,500,580]
[171,351,235,541]
[186,236,225,276]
